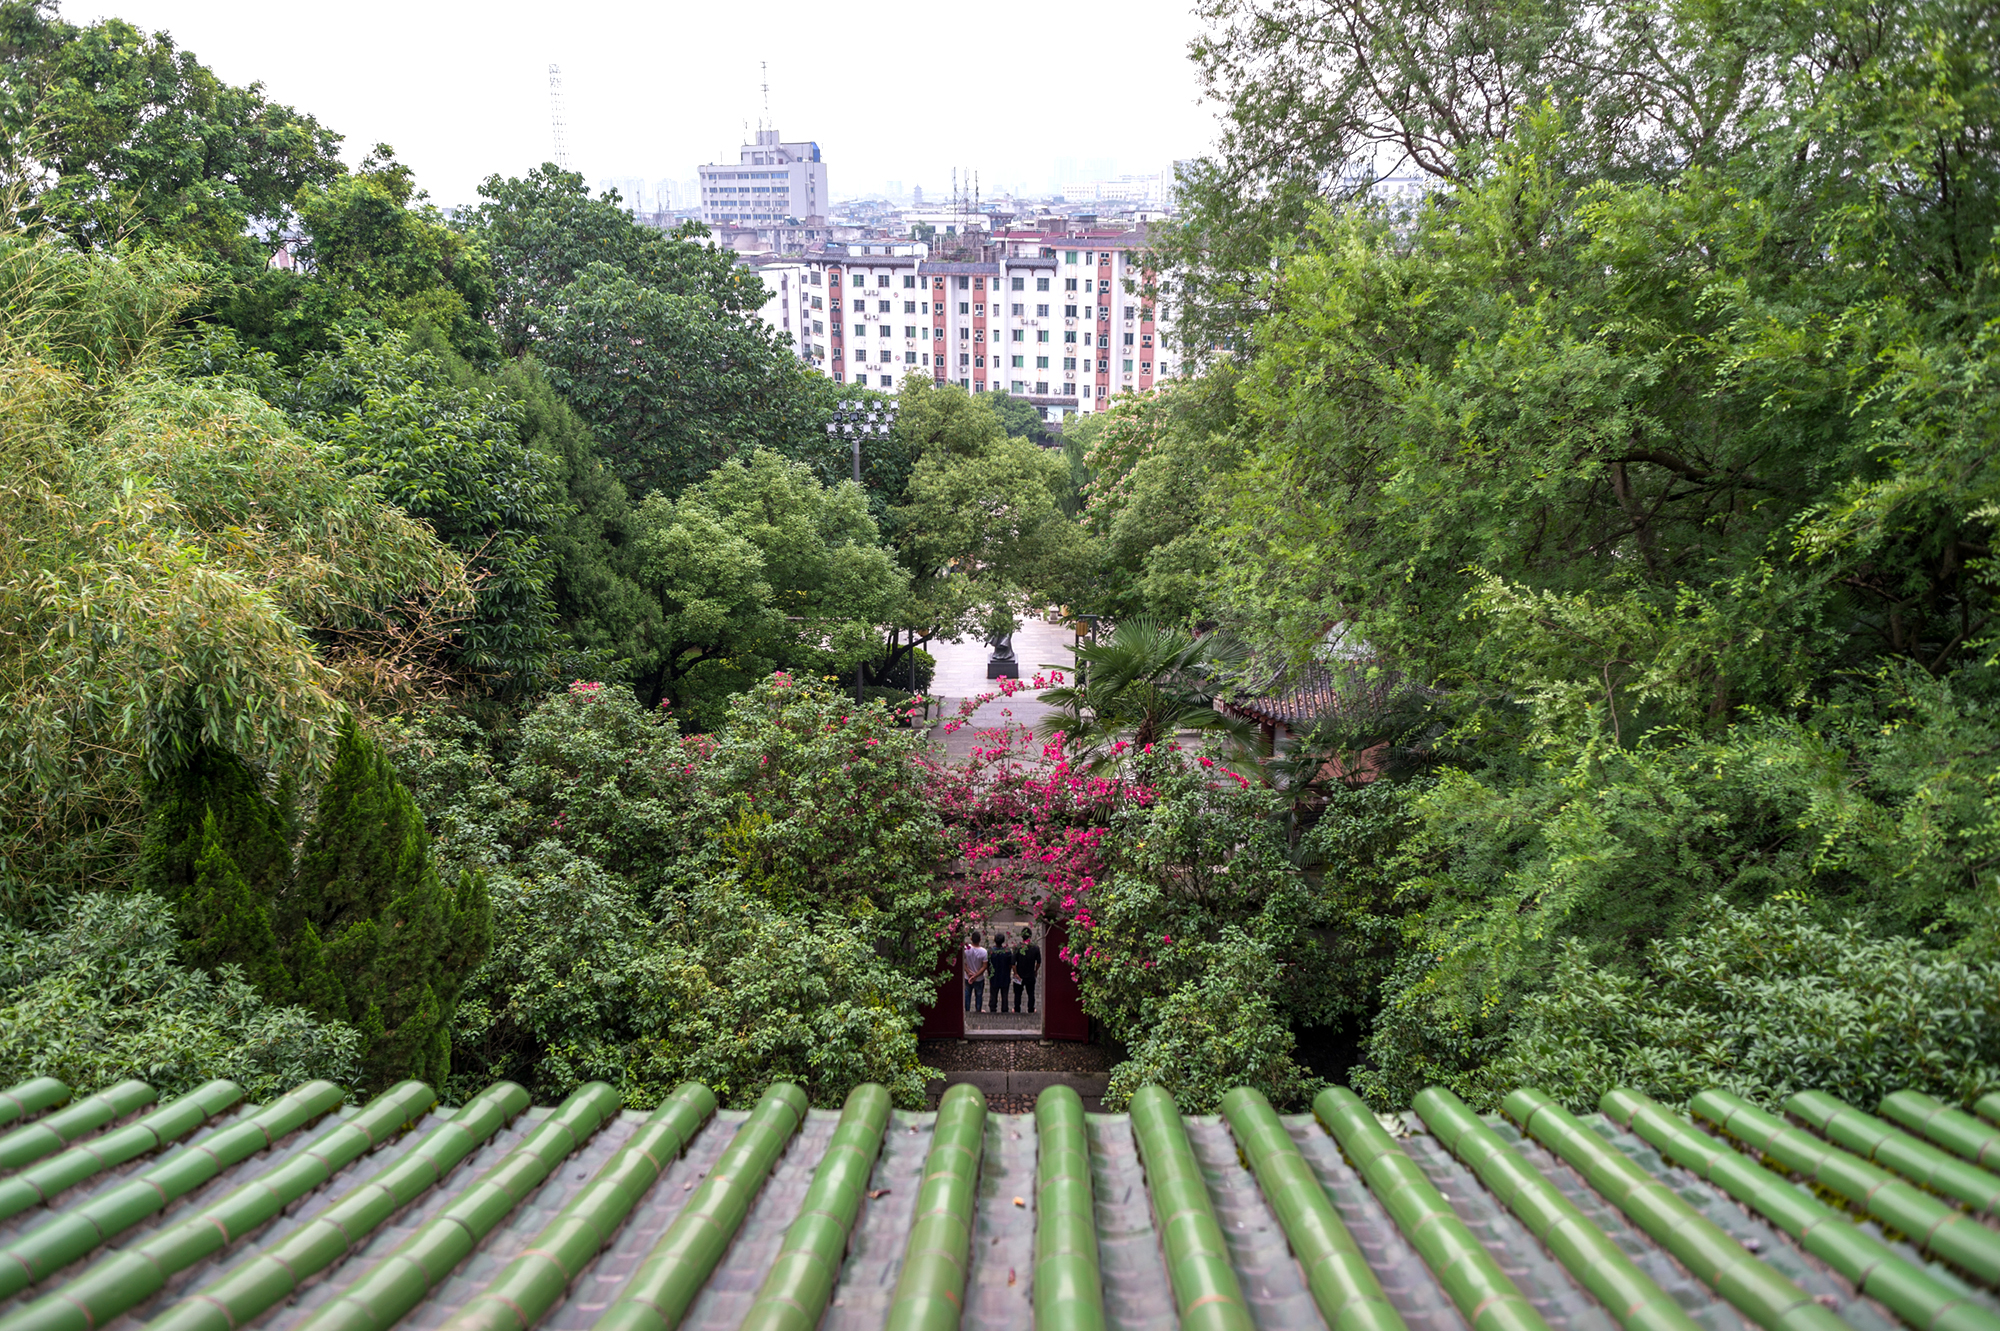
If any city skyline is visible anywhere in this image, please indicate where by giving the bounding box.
[89,0,1214,210]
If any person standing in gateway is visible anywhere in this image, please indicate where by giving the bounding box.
[989,933,1016,1014]
[962,931,989,1013]
[1013,927,1041,1013]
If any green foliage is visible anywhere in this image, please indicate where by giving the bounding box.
[1038,618,1258,765]
[385,676,944,1108]
[133,743,292,996]
[0,891,359,1099]
[1180,0,2000,1104]
[1074,755,1331,1110]
[291,722,491,1091]
[687,674,947,942]
[984,392,1052,445]
[0,3,343,264]
[1071,379,1240,623]
[285,325,561,684]
[537,261,826,500]
[224,148,496,365]
[1484,897,2000,1114]
[0,237,465,912]
[889,379,1089,640]
[457,166,761,360]
[449,851,932,1110]
[626,451,905,724]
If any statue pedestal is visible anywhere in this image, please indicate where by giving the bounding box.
[985,633,1019,679]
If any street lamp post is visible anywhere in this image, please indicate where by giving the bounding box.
[824,394,900,701]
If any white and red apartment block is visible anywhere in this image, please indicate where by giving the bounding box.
[757,227,1180,423]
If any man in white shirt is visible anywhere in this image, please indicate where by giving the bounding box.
[962,932,989,1013]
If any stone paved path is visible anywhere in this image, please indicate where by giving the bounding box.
[926,617,1078,760]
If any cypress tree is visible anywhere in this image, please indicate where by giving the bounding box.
[290,721,491,1090]
[135,742,292,998]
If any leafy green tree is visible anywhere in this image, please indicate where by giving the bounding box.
[627,450,905,722]
[883,379,1088,674]
[457,166,762,359]
[537,261,827,499]
[0,3,342,262]
[223,148,496,365]
[286,326,561,684]
[289,722,491,1091]
[984,391,1052,445]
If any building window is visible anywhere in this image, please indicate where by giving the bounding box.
[959,328,969,340]
[1012,355,1025,368]
[975,304,985,315]
[878,325,891,337]
[1065,250,1078,263]
[1124,332,1135,345]
[1064,331,1077,344]
[812,296,823,309]
[1125,306,1136,320]
[904,275,917,288]
[811,272,822,285]
[1012,380,1026,393]
[1142,361,1153,372]
[933,327,943,340]
[834,371,844,382]
[1037,330,1050,343]
[1037,304,1050,317]
[878,275,891,287]
[1099,306,1110,319]
[1037,278,1051,291]
[905,326,918,337]
[960,352,970,366]
[813,321,824,334]
[1063,382,1076,394]
[904,301,917,313]
[878,300,891,313]
[1011,277,1025,290]
[959,302,970,314]
[975,277,985,289]
[1065,278,1078,291]
[1035,356,1049,369]
[975,355,985,367]
[1063,356,1077,371]
[957,277,969,289]
[975,330,984,342]
[1123,359,1135,372]
[934,278,946,290]
[1098,359,1109,372]
[1035,381,1049,394]
[880,374,893,386]
[1011,303,1024,316]
[1012,330,1024,342]
[1064,304,1077,318]
[853,348,866,363]
[905,351,918,363]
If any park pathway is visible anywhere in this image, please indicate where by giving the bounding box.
[925,616,1078,759]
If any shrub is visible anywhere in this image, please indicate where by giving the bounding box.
[0,893,359,1099]
[448,845,933,1108]
[1485,896,2000,1113]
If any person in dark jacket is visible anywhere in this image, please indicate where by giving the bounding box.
[988,936,1016,1013]
[1013,927,1041,1013]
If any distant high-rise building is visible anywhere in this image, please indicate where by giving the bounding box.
[698,129,826,226]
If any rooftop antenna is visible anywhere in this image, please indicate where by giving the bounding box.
[547,64,569,169]
[761,61,771,132]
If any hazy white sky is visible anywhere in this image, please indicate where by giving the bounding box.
[84,0,1219,209]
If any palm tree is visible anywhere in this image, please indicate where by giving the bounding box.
[1037,618,1259,767]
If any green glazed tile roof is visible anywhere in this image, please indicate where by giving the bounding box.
[0,1075,1995,1331]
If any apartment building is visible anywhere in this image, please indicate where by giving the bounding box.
[698,129,827,227]
[768,231,1179,422]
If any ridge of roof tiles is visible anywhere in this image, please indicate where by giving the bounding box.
[0,1075,1993,1331]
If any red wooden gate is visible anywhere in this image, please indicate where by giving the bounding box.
[914,948,964,1039]
[1041,920,1089,1042]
